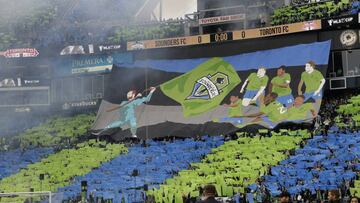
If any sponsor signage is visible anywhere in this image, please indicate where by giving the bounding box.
[0,78,18,88]
[322,13,359,29]
[23,79,40,85]
[127,35,211,50]
[22,78,49,87]
[0,48,39,58]
[199,14,246,25]
[70,55,114,74]
[0,77,48,88]
[54,53,133,76]
[99,45,122,52]
[233,20,321,40]
[15,107,31,113]
[60,45,87,55]
[62,100,98,110]
[60,44,124,55]
[127,20,321,50]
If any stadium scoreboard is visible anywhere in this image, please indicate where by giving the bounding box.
[210,32,234,43]
[127,20,322,50]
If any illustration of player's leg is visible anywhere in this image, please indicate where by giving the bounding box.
[261,116,276,129]
[128,117,138,138]
[246,116,263,126]
[287,119,304,124]
[303,92,313,102]
[314,90,323,112]
[92,119,126,135]
[277,94,294,107]
[220,117,243,125]
[304,91,322,111]
[257,92,265,106]
[314,99,322,112]
[242,90,257,107]
[105,119,126,129]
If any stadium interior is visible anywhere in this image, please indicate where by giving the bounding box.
[1,0,360,203]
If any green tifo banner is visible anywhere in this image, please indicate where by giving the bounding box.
[160,57,241,117]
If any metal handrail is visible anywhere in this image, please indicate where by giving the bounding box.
[197,5,246,13]
[185,3,268,21]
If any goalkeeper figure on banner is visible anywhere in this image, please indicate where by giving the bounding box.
[95,87,157,138]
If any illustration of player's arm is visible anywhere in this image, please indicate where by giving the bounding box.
[238,110,287,123]
[310,108,317,118]
[275,82,290,88]
[269,81,289,93]
[239,78,249,94]
[308,103,318,118]
[297,79,304,96]
[235,111,264,118]
[314,78,326,96]
[251,86,266,102]
[132,87,157,105]
[106,87,157,112]
[223,102,240,108]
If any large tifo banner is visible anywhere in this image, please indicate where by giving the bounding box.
[92,41,331,140]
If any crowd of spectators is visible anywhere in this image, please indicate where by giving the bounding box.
[107,19,186,44]
[319,89,360,132]
[292,0,336,6]
[0,0,159,50]
[271,0,357,25]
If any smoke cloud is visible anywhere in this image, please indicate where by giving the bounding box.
[0,0,51,26]
[162,0,197,19]
[0,0,284,138]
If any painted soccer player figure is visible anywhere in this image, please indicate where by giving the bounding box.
[243,93,288,128]
[270,66,294,107]
[240,67,269,107]
[287,95,317,122]
[297,61,325,111]
[102,87,156,138]
[220,95,243,125]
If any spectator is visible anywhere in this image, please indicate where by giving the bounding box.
[350,197,360,203]
[323,117,331,136]
[328,190,341,203]
[196,185,220,203]
[348,116,356,131]
[279,191,291,203]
